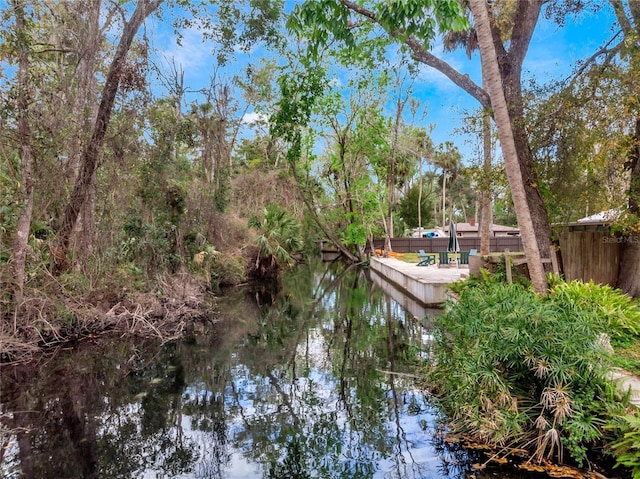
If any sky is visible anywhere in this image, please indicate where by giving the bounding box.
[149,1,620,163]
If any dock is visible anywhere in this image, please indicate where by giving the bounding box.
[369,256,468,307]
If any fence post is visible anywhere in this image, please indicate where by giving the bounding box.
[550,246,559,274]
[504,248,512,284]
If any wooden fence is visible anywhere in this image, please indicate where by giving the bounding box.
[367,236,523,254]
[558,230,622,286]
[324,231,621,287]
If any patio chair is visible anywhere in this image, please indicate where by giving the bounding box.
[417,249,435,266]
[437,251,451,268]
[459,251,470,265]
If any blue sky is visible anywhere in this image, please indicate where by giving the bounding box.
[412,3,618,160]
[149,2,620,162]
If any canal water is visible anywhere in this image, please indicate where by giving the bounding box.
[0,260,538,478]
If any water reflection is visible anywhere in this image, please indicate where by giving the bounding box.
[1,260,521,478]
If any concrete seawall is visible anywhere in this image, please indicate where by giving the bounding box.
[369,268,443,320]
[369,257,467,307]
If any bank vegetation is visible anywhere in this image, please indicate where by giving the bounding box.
[427,272,640,478]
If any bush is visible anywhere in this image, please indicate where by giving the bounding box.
[549,280,640,346]
[428,280,637,467]
[211,253,247,288]
[608,413,640,479]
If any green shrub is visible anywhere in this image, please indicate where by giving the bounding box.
[608,413,640,479]
[59,272,92,295]
[549,280,640,347]
[211,253,246,288]
[429,280,632,467]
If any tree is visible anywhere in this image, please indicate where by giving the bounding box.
[270,60,360,263]
[432,141,461,228]
[400,125,436,235]
[456,105,495,253]
[248,204,302,280]
[380,69,421,250]
[51,0,164,273]
[3,0,109,320]
[35,0,284,274]
[8,0,35,326]
[316,73,385,255]
[188,71,249,212]
[480,77,493,255]
[398,181,435,229]
[468,0,547,294]
[524,1,640,295]
[608,0,640,296]
[289,0,559,275]
[617,118,640,296]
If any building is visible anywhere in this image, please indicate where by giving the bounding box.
[442,220,520,238]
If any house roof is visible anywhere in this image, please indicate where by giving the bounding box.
[555,209,622,229]
[576,209,621,224]
[443,222,519,233]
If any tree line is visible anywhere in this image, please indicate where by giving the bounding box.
[1,0,640,336]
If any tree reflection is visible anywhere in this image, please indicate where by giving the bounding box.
[213,260,436,478]
[1,340,199,478]
[1,259,488,479]
[2,344,110,478]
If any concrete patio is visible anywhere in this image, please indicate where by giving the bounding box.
[369,256,468,307]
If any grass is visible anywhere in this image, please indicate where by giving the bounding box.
[397,252,420,263]
[394,251,524,263]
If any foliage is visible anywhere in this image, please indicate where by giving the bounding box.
[429,279,638,467]
[288,0,469,59]
[283,0,475,259]
[0,0,292,320]
[608,413,640,479]
[447,255,531,294]
[121,216,182,273]
[549,280,640,347]
[210,253,247,288]
[526,74,630,224]
[248,204,303,279]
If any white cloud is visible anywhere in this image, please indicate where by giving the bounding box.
[242,111,269,125]
[160,26,213,71]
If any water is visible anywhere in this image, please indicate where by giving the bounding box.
[0,260,535,478]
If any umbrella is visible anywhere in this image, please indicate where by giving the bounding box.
[448,221,459,269]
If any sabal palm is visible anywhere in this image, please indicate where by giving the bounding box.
[249,204,302,267]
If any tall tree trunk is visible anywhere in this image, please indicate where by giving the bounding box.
[386,168,394,244]
[469,0,548,294]
[72,0,102,265]
[611,2,640,296]
[392,0,554,262]
[52,0,164,273]
[441,173,447,228]
[9,0,35,327]
[417,156,424,236]
[617,117,640,296]
[502,66,553,264]
[384,80,410,251]
[479,78,492,255]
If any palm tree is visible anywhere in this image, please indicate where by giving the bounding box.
[433,141,461,228]
[248,204,303,279]
[468,0,547,295]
